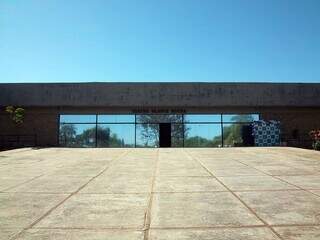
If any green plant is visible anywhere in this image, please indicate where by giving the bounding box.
[309,130,320,151]
[313,141,320,151]
[5,106,25,125]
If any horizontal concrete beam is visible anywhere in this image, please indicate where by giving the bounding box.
[0,83,320,107]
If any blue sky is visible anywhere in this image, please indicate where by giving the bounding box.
[1,0,320,83]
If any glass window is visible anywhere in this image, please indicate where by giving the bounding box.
[136,114,183,123]
[59,124,96,147]
[222,114,259,123]
[171,124,184,147]
[136,124,159,147]
[60,115,96,123]
[97,115,135,123]
[57,113,261,148]
[184,124,222,147]
[184,114,221,123]
[97,124,135,147]
[223,123,254,147]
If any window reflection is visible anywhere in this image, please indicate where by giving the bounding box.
[98,115,135,123]
[136,114,183,123]
[171,124,184,147]
[59,113,259,148]
[60,115,96,123]
[222,114,259,122]
[184,124,222,147]
[222,123,254,147]
[184,114,221,123]
[136,124,159,147]
[59,124,96,147]
[97,124,135,147]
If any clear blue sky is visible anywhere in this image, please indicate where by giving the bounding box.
[1,0,320,83]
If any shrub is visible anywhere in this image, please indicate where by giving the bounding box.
[313,141,320,151]
[309,130,320,151]
[5,106,25,125]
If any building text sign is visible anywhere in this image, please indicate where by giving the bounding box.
[131,108,186,114]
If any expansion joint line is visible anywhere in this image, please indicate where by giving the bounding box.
[10,149,132,240]
[143,149,159,240]
[183,150,285,240]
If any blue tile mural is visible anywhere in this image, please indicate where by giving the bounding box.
[252,120,281,146]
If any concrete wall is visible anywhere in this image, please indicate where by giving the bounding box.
[1,83,320,107]
[1,83,320,148]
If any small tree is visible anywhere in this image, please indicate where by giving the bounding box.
[59,124,76,146]
[5,106,25,125]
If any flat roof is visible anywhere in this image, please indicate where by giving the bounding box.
[0,82,319,107]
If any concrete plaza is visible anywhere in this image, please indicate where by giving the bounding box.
[1,147,320,239]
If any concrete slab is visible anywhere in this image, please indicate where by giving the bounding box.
[15,229,144,240]
[253,165,316,176]
[200,160,246,168]
[149,228,281,240]
[150,192,263,227]
[1,147,320,240]
[0,193,67,228]
[277,175,320,189]
[107,164,155,177]
[0,229,21,240]
[81,174,153,193]
[218,176,299,191]
[273,226,320,240]
[154,176,226,192]
[309,190,320,197]
[156,166,210,177]
[0,176,40,192]
[7,175,92,193]
[51,162,108,176]
[36,193,149,229]
[207,166,266,176]
[0,165,47,178]
[237,190,320,225]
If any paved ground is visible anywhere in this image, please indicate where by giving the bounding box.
[1,147,320,240]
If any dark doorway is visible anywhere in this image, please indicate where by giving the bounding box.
[241,125,254,146]
[159,123,171,147]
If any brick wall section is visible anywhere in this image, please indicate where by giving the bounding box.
[0,108,59,147]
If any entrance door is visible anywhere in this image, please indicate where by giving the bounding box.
[159,123,171,147]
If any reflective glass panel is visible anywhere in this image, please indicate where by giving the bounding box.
[171,124,184,147]
[184,114,221,123]
[184,124,222,147]
[97,115,135,123]
[60,115,96,123]
[136,124,159,147]
[222,114,259,122]
[97,124,135,147]
[136,114,183,123]
[59,124,96,147]
[223,123,254,147]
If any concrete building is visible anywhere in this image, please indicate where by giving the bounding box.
[0,82,320,149]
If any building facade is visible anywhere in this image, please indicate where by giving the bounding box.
[1,83,320,149]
